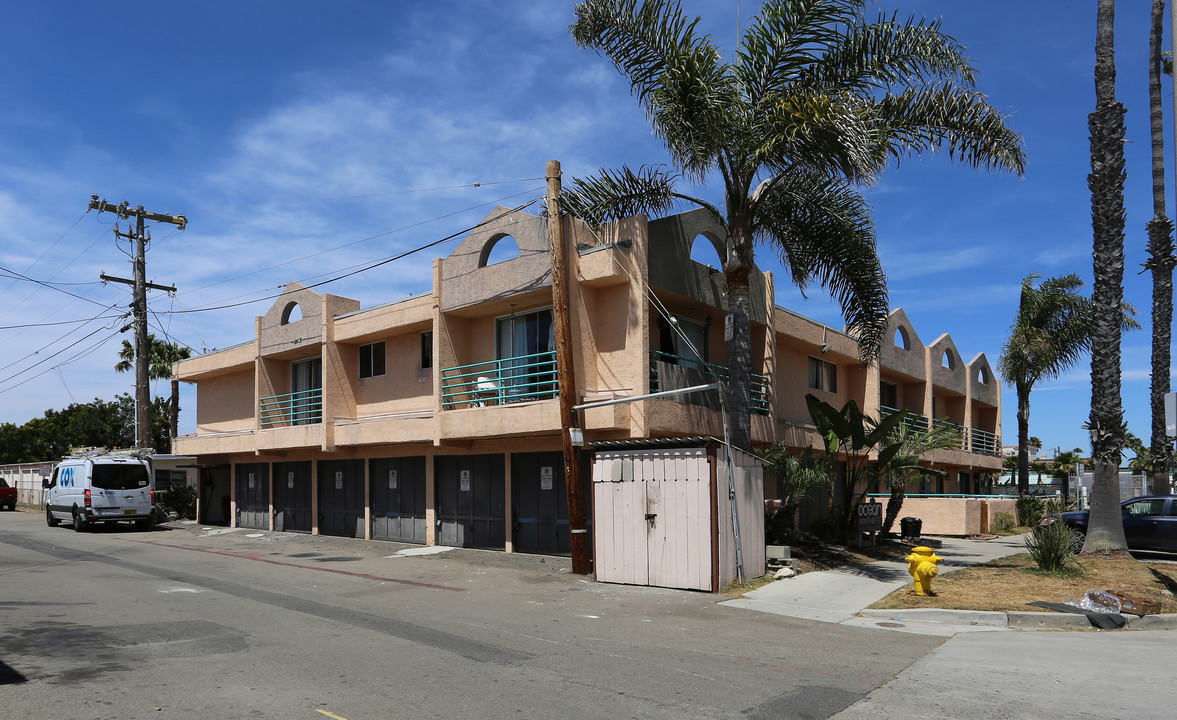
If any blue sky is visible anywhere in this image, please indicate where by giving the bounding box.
[0,1,1169,459]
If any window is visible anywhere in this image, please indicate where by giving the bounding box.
[658,314,707,372]
[497,308,556,400]
[359,341,386,379]
[880,381,898,409]
[808,357,837,393]
[420,331,433,369]
[291,357,322,425]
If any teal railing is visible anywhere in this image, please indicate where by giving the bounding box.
[648,351,770,414]
[260,388,323,428]
[440,351,557,409]
[880,405,1000,456]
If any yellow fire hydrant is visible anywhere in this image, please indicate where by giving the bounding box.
[905,546,944,596]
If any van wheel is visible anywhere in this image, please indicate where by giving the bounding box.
[72,509,88,533]
[46,507,60,527]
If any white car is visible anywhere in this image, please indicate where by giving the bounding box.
[45,449,155,532]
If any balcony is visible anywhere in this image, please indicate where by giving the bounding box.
[648,351,770,414]
[260,389,323,428]
[880,405,1000,457]
[440,351,557,409]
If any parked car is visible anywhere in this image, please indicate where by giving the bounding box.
[0,478,16,511]
[1038,495,1177,553]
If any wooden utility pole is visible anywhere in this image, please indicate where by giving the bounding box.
[547,161,591,574]
[89,196,186,450]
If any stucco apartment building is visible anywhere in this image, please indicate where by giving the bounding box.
[173,206,1002,555]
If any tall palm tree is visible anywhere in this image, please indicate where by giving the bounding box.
[1145,0,1175,495]
[115,334,192,451]
[565,0,1025,449]
[997,274,1134,496]
[1085,0,1130,554]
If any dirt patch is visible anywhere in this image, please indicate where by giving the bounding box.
[787,535,913,574]
[869,553,1177,614]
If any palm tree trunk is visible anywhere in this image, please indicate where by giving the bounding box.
[1147,0,1175,495]
[880,478,905,536]
[170,378,180,453]
[724,214,756,450]
[1017,381,1031,495]
[1085,0,1129,553]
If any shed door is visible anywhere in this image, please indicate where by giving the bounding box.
[273,461,312,533]
[318,459,365,538]
[436,455,505,549]
[592,449,712,591]
[234,463,270,530]
[370,456,427,544]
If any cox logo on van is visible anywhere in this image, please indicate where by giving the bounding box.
[59,466,76,487]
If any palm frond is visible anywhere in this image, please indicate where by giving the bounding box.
[571,0,736,178]
[800,10,974,94]
[561,165,679,226]
[754,168,889,363]
[736,0,863,107]
[867,84,1026,175]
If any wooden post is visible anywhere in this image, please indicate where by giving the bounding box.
[548,160,591,574]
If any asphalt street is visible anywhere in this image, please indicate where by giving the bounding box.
[2,511,1173,719]
[1,512,935,720]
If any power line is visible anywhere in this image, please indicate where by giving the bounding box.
[160,197,540,316]
[0,304,128,375]
[187,177,546,213]
[0,321,125,393]
[182,186,543,296]
[0,263,113,308]
[0,314,125,330]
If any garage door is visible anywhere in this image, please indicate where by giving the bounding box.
[273,461,312,533]
[234,463,269,530]
[370,456,426,544]
[436,455,504,549]
[318,459,365,538]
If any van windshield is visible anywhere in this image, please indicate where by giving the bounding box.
[91,464,150,490]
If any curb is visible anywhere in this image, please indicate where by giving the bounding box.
[859,607,1177,631]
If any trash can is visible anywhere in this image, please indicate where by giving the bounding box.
[900,516,922,540]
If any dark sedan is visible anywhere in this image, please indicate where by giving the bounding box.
[1039,495,1177,552]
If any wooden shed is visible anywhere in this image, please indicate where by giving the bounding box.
[590,439,765,592]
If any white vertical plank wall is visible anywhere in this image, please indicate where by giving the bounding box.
[592,447,718,591]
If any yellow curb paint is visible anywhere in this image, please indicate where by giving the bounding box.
[316,710,347,720]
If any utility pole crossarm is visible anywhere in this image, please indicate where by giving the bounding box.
[88,194,185,450]
[88,196,187,230]
[100,273,176,293]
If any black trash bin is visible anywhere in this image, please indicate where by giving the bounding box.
[900,516,922,540]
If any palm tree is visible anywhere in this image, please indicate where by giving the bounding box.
[998,275,1112,496]
[1052,448,1084,505]
[878,421,960,536]
[1085,0,1129,554]
[1145,0,1175,495]
[565,0,1025,449]
[115,334,192,451]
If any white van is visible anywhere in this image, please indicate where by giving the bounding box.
[44,448,155,532]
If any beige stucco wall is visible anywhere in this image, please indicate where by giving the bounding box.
[195,370,255,432]
[875,496,1018,535]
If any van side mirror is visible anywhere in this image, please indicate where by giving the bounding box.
[42,478,51,489]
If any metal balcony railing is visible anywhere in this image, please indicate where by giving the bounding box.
[260,388,323,428]
[440,351,558,409]
[648,351,770,414]
[880,405,1000,456]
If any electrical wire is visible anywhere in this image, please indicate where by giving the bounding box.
[0,304,129,376]
[0,322,125,393]
[181,186,543,296]
[0,263,113,309]
[186,177,546,213]
[160,197,540,316]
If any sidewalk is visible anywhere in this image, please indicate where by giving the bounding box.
[721,535,1177,635]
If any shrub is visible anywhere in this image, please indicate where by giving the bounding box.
[992,512,1016,533]
[159,485,197,520]
[1016,494,1045,526]
[1025,519,1079,571]
[1042,498,1066,517]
